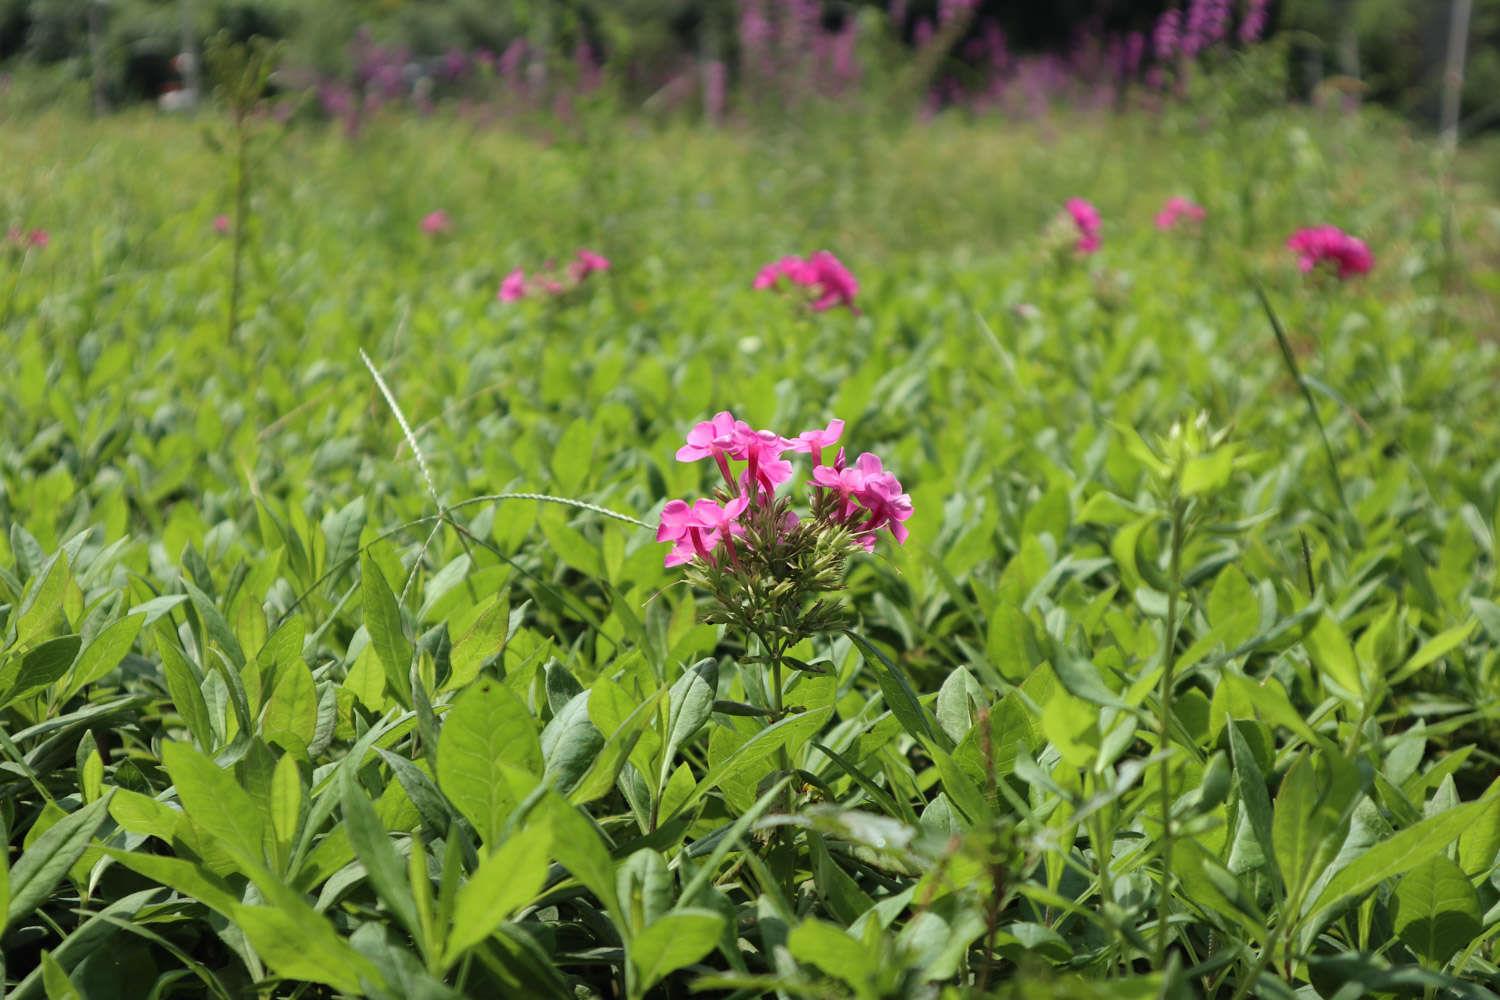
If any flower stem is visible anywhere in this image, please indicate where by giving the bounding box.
[1155,494,1186,968]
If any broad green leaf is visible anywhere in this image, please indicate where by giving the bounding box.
[1309,798,1490,912]
[1390,619,1476,685]
[16,551,68,646]
[659,658,717,790]
[848,630,950,751]
[40,950,81,1000]
[541,690,604,796]
[269,753,303,855]
[161,740,266,871]
[1393,854,1481,966]
[157,629,215,751]
[442,822,552,967]
[63,614,144,697]
[1228,720,1278,888]
[551,417,595,494]
[361,551,413,707]
[436,677,542,843]
[446,595,509,691]
[630,909,725,993]
[260,658,317,751]
[569,685,667,806]
[341,769,423,948]
[787,918,874,994]
[230,903,381,995]
[1305,613,1362,700]
[541,793,621,918]
[2,634,81,705]
[7,792,113,928]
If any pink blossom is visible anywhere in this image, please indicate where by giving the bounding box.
[213,214,231,234]
[790,419,845,467]
[1287,225,1373,280]
[421,210,451,235]
[1066,198,1101,254]
[498,268,528,302]
[568,248,611,281]
[735,426,795,497]
[753,251,859,312]
[1155,196,1206,231]
[656,497,746,566]
[677,410,746,485]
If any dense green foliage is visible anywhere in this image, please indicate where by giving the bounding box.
[3,98,1500,998]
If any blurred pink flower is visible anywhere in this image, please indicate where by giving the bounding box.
[1287,225,1373,280]
[421,210,451,235]
[1066,198,1101,254]
[753,250,859,311]
[213,214,231,234]
[498,268,528,302]
[568,248,611,281]
[1155,196,1206,231]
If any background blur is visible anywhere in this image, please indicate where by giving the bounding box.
[0,1,1495,134]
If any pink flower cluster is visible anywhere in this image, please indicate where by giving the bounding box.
[421,210,452,236]
[498,249,611,302]
[1065,198,1101,254]
[1155,196,1206,231]
[753,251,859,312]
[5,227,48,251]
[658,412,911,567]
[213,214,231,235]
[1286,226,1374,280]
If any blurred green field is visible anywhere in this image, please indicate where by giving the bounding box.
[4,102,1500,998]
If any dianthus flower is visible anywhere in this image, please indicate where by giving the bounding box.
[497,248,611,302]
[421,210,451,235]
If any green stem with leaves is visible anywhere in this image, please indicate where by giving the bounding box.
[1155,492,1186,967]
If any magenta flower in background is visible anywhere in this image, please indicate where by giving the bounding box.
[1154,8,1182,60]
[7,226,47,250]
[1156,196,1206,231]
[498,268,528,302]
[421,210,451,236]
[1287,225,1374,280]
[753,251,859,312]
[569,248,611,281]
[1065,198,1101,254]
[1240,0,1271,43]
[213,214,231,234]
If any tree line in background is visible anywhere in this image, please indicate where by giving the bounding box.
[0,0,1495,133]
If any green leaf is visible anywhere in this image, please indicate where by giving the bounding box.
[1390,619,1475,685]
[1309,798,1490,912]
[157,628,215,751]
[2,635,81,706]
[551,417,595,494]
[787,918,874,994]
[16,551,68,646]
[1305,613,1362,700]
[341,769,424,949]
[260,658,317,752]
[441,822,552,968]
[7,793,113,928]
[40,950,81,1000]
[630,909,725,993]
[1228,720,1279,889]
[569,685,667,806]
[269,753,303,856]
[659,659,717,791]
[1393,854,1482,966]
[229,903,380,995]
[446,595,509,691]
[321,496,367,579]
[1207,565,1258,649]
[436,677,542,844]
[361,551,414,708]
[160,740,266,871]
[847,630,950,751]
[541,690,604,796]
[62,614,144,698]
